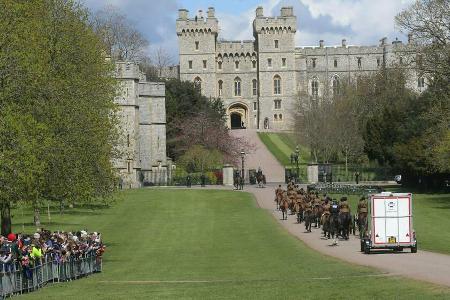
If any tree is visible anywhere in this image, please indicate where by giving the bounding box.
[151,46,174,78]
[0,0,120,230]
[396,0,450,88]
[91,5,149,62]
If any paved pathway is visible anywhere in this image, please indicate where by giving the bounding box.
[247,183,450,287]
[230,129,285,183]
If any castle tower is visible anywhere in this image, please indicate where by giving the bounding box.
[253,7,297,130]
[177,8,218,98]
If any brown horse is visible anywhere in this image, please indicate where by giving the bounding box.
[313,204,323,228]
[280,197,289,220]
[321,212,331,238]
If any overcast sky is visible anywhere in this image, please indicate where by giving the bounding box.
[82,0,415,63]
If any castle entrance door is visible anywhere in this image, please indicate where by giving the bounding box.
[230,113,242,129]
[228,103,248,130]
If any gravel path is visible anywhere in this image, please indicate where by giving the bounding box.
[230,129,285,183]
[248,183,450,287]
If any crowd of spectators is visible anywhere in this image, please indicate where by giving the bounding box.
[0,229,105,278]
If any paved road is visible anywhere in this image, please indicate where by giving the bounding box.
[230,129,285,183]
[247,183,450,287]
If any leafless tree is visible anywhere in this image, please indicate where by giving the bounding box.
[91,5,149,62]
[396,0,450,85]
[151,46,174,77]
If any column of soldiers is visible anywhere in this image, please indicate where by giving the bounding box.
[274,182,369,245]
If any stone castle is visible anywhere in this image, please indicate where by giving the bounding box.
[176,6,425,130]
[114,62,171,188]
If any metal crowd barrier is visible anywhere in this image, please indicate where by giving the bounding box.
[0,254,102,298]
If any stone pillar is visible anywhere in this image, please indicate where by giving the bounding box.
[223,164,234,186]
[307,164,319,184]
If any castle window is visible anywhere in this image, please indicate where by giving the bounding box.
[377,58,381,67]
[274,40,279,49]
[252,79,257,96]
[399,57,403,64]
[195,41,199,50]
[253,102,257,111]
[311,78,319,97]
[334,59,338,68]
[357,57,362,68]
[274,99,281,109]
[218,61,222,70]
[418,77,425,88]
[188,60,193,69]
[234,77,241,96]
[127,134,130,147]
[194,77,202,92]
[235,61,239,70]
[274,114,278,120]
[252,60,257,69]
[203,60,207,69]
[282,58,286,67]
[127,161,131,173]
[218,80,223,96]
[279,114,282,120]
[273,75,281,95]
[332,75,340,96]
[312,58,316,68]
[268,58,272,68]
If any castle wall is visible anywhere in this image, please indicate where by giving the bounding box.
[177,6,423,131]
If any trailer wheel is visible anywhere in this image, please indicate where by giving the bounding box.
[360,240,365,252]
[364,243,370,254]
[411,245,417,253]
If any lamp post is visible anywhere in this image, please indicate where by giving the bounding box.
[240,150,245,185]
[292,146,300,183]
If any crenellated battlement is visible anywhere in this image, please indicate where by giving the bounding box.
[176,8,218,35]
[217,40,256,57]
[253,6,297,34]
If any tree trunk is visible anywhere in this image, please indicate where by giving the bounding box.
[59,199,65,215]
[345,149,349,178]
[34,205,41,227]
[1,202,12,236]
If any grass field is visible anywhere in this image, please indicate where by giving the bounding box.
[13,189,449,299]
[257,132,310,166]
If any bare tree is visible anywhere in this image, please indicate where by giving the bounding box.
[91,5,149,62]
[396,0,450,85]
[151,46,174,77]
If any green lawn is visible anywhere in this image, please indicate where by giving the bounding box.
[257,132,310,166]
[14,189,449,299]
[326,192,450,255]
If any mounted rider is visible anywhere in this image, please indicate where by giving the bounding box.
[339,197,351,214]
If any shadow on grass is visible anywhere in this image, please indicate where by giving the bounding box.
[18,222,82,227]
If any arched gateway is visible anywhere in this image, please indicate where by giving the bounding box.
[228,103,248,129]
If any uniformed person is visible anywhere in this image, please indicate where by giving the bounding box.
[339,197,350,213]
[357,196,368,215]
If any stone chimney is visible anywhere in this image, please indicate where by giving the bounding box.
[207,7,215,18]
[280,7,293,17]
[319,40,324,48]
[380,37,387,46]
[408,33,413,44]
[178,9,188,20]
[341,39,347,47]
[256,6,263,17]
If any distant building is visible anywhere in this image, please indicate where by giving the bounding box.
[114,61,171,188]
[176,6,425,130]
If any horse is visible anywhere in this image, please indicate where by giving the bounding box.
[275,192,283,210]
[312,204,323,228]
[339,212,352,240]
[320,212,331,238]
[256,173,266,188]
[357,212,368,239]
[328,212,340,244]
[280,198,289,220]
[294,201,304,224]
[304,207,313,232]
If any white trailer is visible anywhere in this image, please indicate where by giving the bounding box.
[361,192,417,254]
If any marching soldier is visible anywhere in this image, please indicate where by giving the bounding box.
[339,197,350,214]
[357,196,368,215]
[357,196,369,238]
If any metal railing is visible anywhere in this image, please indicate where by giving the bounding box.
[307,183,383,195]
[0,253,102,298]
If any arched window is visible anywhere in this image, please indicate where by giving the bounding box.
[311,77,319,97]
[235,61,239,70]
[234,77,241,96]
[279,114,283,120]
[194,77,202,92]
[332,75,340,96]
[273,75,281,95]
[218,61,222,70]
[218,80,223,96]
[418,77,425,88]
[252,79,257,96]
